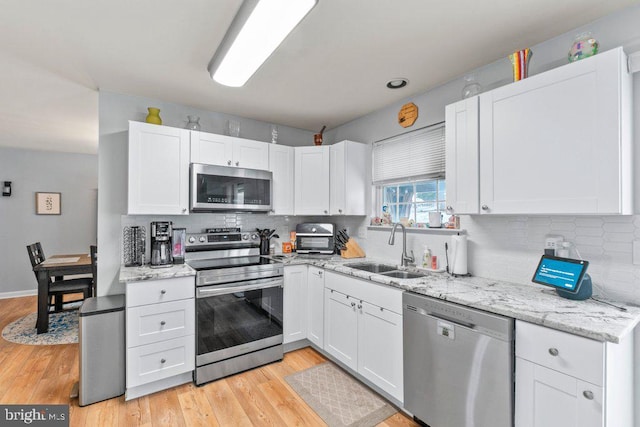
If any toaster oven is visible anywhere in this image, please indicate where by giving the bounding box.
[295,223,335,254]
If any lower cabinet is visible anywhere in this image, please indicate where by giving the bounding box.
[515,320,633,427]
[307,266,325,348]
[283,265,308,344]
[125,276,195,400]
[324,271,404,403]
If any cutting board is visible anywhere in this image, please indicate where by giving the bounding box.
[340,239,366,259]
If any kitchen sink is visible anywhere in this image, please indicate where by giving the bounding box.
[380,270,426,279]
[345,262,398,274]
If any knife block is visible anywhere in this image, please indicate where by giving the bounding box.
[340,239,366,259]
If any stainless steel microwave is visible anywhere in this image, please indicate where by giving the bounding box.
[190,163,272,212]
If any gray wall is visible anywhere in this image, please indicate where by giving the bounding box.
[329,4,640,305]
[97,91,317,296]
[0,147,97,297]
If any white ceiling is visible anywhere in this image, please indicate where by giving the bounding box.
[0,0,635,154]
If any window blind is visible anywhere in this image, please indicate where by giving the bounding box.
[372,123,445,185]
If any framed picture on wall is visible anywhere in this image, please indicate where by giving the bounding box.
[35,192,61,215]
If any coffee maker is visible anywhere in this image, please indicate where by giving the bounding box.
[150,221,173,268]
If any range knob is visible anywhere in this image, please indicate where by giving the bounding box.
[251,233,258,240]
[188,236,196,243]
[199,236,206,243]
[242,233,249,240]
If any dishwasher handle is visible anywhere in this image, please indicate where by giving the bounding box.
[406,304,475,329]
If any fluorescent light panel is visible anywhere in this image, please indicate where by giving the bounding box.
[210,0,317,87]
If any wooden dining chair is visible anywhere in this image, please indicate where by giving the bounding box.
[26,242,92,313]
[90,245,98,297]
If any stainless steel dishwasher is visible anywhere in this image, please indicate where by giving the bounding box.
[403,292,514,427]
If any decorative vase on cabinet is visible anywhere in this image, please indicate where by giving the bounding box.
[145,107,162,125]
[185,115,200,131]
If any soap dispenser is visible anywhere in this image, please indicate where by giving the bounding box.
[422,246,432,269]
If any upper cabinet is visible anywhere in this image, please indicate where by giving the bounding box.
[295,146,331,215]
[445,97,480,215]
[446,47,632,215]
[269,144,295,215]
[128,121,190,215]
[191,131,269,171]
[330,141,370,215]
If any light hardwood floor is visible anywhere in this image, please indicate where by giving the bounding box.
[0,295,418,427]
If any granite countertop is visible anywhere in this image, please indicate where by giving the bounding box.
[119,263,196,283]
[274,254,640,344]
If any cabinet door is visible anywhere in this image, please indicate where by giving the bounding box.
[190,131,233,166]
[269,144,295,215]
[445,97,479,214]
[294,146,330,215]
[479,47,631,215]
[307,266,325,348]
[128,121,190,215]
[515,358,602,427]
[283,265,308,344]
[329,142,346,215]
[357,301,403,402]
[324,288,357,370]
[233,139,269,170]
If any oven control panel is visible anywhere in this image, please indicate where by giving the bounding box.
[186,229,259,250]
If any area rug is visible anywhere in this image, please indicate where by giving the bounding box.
[2,310,78,345]
[285,362,397,427]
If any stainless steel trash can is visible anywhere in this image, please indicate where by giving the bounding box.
[78,294,125,406]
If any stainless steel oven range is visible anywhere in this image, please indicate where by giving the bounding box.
[186,228,284,386]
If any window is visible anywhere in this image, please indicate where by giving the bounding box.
[372,123,447,225]
[382,179,447,224]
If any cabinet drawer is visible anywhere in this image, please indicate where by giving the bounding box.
[126,335,195,388]
[516,320,603,386]
[127,299,195,347]
[324,271,403,314]
[127,276,194,307]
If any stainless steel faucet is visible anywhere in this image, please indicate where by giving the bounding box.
[388,223,415,267]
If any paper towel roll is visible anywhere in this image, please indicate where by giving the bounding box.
[450,234,468,275]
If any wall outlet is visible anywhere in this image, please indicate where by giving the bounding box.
[634,240,640,265]
[544,234,564,252]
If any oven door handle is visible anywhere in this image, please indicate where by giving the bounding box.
[197,278,283,298]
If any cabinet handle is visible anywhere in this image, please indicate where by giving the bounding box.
[227,160,232,166]
[380,307,384,311]
[357,304,362,309]
[351,302,356,307]
[160,289,167,295]
[160,320,166,326]
[235,161,239,166]
[338,209,343,214]
[446,205,453,212]
[583,390,594,400]
[330,289,333,293]
[182,208,187,213]
[318,271,323,276]
[548,348,559,356]
[160,358,166,364]
[481,205,489,211]
[324,210,328,214]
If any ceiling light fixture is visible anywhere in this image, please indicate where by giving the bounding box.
[386,78,409,89]
[208,0,318,87]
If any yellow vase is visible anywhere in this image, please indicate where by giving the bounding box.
[145,107,162,125]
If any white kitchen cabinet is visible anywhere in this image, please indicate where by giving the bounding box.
[329,141,370,215]
[128,121,190,215]
[125,276,195,400]
[478,47,632,215]
[323,271,404,402]
[324,288,358,370]
[444,47,632,215]
[307,266,325,348]
[294,146,330,215]
[515,320,633,427]
[283,265,308,344]
[269,144,295,215]
[191,131,269,170]
[445,96,480,215]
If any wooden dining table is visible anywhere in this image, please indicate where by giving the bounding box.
[32,253,92,334]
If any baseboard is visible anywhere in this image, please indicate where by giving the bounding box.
[0,289,37,300]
